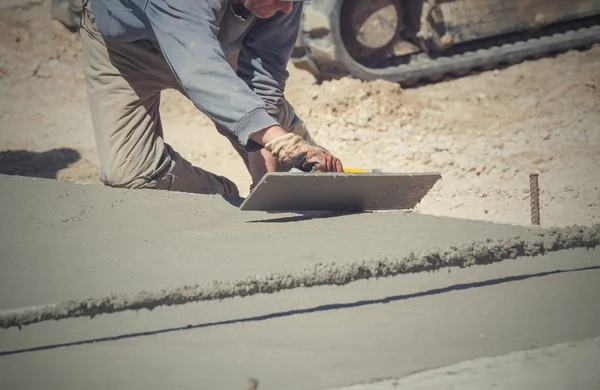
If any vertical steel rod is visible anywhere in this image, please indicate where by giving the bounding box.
[530,173,540,225]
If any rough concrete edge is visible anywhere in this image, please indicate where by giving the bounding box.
[1,224,599,329]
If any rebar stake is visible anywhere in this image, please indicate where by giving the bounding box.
[530,173,540,225]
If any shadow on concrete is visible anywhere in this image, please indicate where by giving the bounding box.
[2,265,599,356]
[0,148,80,179]
[221,195,245,208]
[246,211,363,223]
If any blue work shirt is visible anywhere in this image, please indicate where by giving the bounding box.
[90,0,303,150]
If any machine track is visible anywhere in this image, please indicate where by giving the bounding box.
[293,16,600,86]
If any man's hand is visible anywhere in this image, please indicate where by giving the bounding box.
[263,133,344,172]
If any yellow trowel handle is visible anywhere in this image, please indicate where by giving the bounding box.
[344,168,382,173]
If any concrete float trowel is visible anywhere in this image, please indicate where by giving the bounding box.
[239,167,441,213]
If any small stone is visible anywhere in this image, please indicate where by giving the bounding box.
[475,92,488,101]
[431,150,453,167]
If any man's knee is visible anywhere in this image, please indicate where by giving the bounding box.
[99,160,239,196]
[99,165,156,189]
[153,147,240,196]
[97,144,172,190]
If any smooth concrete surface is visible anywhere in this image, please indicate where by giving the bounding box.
[1,175,599,390]
[329,337,600,390]
[0,174,541,308]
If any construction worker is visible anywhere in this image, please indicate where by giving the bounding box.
[79,0,344,197]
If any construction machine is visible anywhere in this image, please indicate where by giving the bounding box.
[51,0,600,86]
[291,0,600,85]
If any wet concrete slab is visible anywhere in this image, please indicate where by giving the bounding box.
[0,175,598,390]
[0,174,541,307]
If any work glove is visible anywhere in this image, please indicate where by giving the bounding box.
[264,133,344,173]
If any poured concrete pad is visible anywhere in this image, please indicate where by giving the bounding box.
[239,172,441,212]
[0,175,599,390]
[0,174,534,307]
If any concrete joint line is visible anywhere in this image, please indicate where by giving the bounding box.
[1,224,599,329]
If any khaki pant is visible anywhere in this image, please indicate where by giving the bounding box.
[79,1,311,196]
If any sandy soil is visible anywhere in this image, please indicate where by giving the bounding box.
[1,1,599,228]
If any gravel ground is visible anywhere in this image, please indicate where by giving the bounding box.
[1,1,599,228]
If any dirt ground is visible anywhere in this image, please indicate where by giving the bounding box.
[1,1,599,228]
